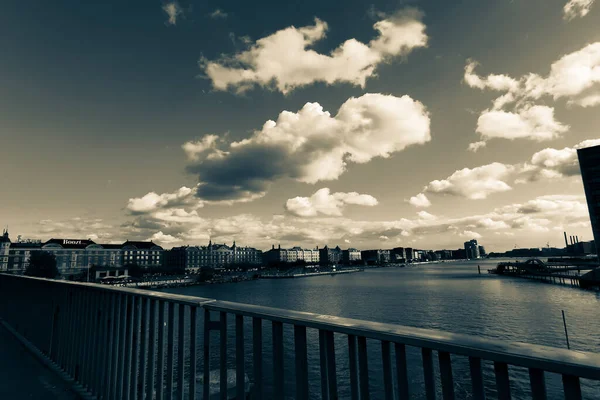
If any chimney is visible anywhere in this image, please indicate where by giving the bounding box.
[272,244,274,250]
[570,236,574,246]
[564,232,569,248]
[278,244,281,249]
[576,236,579,243]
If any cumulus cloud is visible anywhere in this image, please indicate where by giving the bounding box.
[517,138,600,182]
[465,43,600,145]
[127,186,202,214]
[162,2,182,26]
[119,193,591,250]
[184,93,430,202]
[200,8,427,94]
[148,231,182,244]
[423,162,514,200]
[285,188,378,217]
[563,0,596,20]
[468,141,486,152]
[417,211,437,220]
[476,105,568,142]
[209,9,228,19]
[408,193,431,208]
[461,230,482,239]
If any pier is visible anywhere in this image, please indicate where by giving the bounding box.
[488,258,600,289]
[1,272,600,399]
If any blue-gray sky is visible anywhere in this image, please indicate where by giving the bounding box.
[1,0,599,251]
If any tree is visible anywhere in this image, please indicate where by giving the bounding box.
[25,251,59,279]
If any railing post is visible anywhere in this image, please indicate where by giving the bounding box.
[294,325,309,400]
[319,330,329,400]
[469,357,486,400]
[422,348,436,400]
[167,302,176,399]
[235,314,245,400]
[147,299,158,400]
[381,341,393,400]
[252,317,263,400]
[272,320,284,399]
[157,300,166,400]
[529,368,546,400]
[494,362,511,400]
[348,335,359,400]
[177,304,186,400]
[357,336,370,400]
[395,343,410,400]
[220,312,228,400]
[325,331,338,400]
[562,375,582,400]
[439,351,455,400]
[189,306,197,400]
[203,309,211,400]
[140,297,150,400]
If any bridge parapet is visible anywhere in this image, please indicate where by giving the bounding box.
[1,273,599,399]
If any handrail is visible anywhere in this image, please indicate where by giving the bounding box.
[205,300,600,380]
[2,272,600,399]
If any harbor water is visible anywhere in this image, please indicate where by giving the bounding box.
[164,258,600,399]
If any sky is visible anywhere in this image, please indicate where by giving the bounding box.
[1,0,600,252]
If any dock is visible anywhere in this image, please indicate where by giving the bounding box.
[260,268,362,279]
[488,258,600,289]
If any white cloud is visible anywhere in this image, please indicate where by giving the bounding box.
[185,93,430,202]
[201,9,427,94]
[468,141,486,152]
[423,162,514,200]
[517,138,600,182]
[417,211,437,220]
[209,9,228,19]
[465,43,600,144]
[408,193,431,208]
[121,185,590,250]
[285,188,378,217]
[127,186,201,213]
[148,231,182,244]
[476,105,568,142]
[162,2,182,26]
[461,230,482,239]
[563,0,596,20]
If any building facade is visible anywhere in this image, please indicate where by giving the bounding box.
[0,231,163,276]
[319,245,342,265]
[361,249,391,264]
[341,248,362,264]
[391,247,406,263]
[577,144,600,257]
[464,240,480,259]
[263,245,320,264]
[165,241,262,271]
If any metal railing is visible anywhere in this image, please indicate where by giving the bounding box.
[0,273,599,400]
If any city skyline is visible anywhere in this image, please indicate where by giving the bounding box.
[2,0,600,252]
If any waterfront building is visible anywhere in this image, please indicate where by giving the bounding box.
[453,248,467,259]
[165,241,262,271]
[341,248,362,264]
[391,247,406,263]
[263,245,320,265]
[361,249,391,264]
[478,245,486,257]
[405,248,414,262]
[0,231,162,276]
[577,144,600,258]
[319,245,342,265]
[121,240,163,268]
[464,240,480,259]
[435,250,453,260]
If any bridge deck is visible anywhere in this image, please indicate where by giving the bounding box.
[0,323,78,400]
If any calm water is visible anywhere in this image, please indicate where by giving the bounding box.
[164,259,600,399]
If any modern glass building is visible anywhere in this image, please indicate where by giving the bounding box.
[577,144,600,256]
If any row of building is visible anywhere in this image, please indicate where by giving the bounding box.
[0,230,164,277]
[0,227,488,277]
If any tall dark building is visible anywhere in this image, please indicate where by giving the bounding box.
[577,144,600,257]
